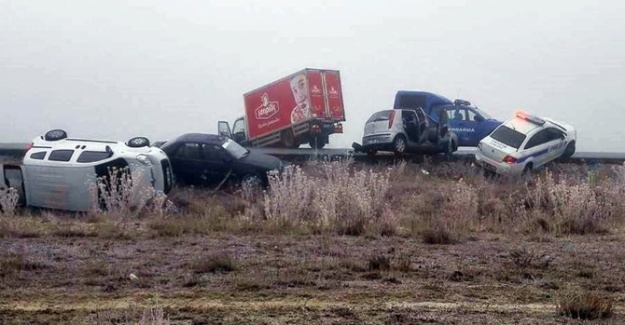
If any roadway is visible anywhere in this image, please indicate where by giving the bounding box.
[1,142,625,165]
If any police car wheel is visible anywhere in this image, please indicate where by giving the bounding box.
[562,142,576,159]
[44,129,68,141]
[522,163,533,175]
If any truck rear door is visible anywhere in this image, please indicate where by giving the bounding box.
[307,70,345,121]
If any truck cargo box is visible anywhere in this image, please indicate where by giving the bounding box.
[243,68,345,141]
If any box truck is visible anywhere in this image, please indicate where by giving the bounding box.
[218,68,346,149]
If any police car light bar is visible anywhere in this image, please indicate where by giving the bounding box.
[515,110,545,126]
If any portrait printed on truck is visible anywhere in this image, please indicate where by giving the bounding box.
[290,73,312,124]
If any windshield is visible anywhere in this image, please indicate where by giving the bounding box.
[222,139,249,159]
[473,107,493,120]
[490,125,526,149]
[367,110,392,123]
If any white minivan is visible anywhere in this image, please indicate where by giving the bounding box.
[1,129,173,212]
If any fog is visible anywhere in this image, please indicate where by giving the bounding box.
[1,0,624,152]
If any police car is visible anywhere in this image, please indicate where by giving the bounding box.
[1,129,174,212]
[474,111,576,175]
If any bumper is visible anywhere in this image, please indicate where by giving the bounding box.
[474,151,524,175]
[311,121,343,135]
[362,134,394,151]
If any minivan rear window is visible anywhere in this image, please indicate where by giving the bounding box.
[367,111,393,123]
[48,149,74,162]
[490,125,527,149]
[29,152,46,160]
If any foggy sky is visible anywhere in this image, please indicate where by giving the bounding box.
[1,0,624,152]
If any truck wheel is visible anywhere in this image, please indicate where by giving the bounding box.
[280,129,297,148]
[393,135,407,155]
[309,136,327,149]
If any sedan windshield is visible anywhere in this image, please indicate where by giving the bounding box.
[222,139,249,159]
[490,125,526,149]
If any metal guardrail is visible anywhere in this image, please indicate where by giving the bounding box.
[1,142,624,165]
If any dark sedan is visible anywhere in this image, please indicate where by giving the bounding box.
[160,133,285,189]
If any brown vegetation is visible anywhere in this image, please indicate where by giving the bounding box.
[1,159,625,323]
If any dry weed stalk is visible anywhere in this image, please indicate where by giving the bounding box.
[0,187,19,216]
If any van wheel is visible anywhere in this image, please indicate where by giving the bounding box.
[443,140,455,160]
[393,135,407,154]
[44,129,67,141]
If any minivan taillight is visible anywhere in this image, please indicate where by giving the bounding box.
[503,155,517,164]
[388,110,396,129]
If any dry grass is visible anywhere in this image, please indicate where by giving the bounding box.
[2,160,624,241]
[188,253,238,274]
[557,289,614,320]
[2,160,625,323]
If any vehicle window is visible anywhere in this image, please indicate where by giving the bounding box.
[524,130,550,149]
[29,151,46,160]
[449,109,466,121]
[232,119,246,134]
[48,149,74,162]
[77,151,113,163]
[490,125,526,149]
[367,111,392,123]
[544,128,565,142]
[202,144,226,162]
[175,143,201,159]
[467,109,478,121]
[475,108,493,120]
[397,94,426,110]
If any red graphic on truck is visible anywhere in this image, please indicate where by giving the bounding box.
[255,93,280,120]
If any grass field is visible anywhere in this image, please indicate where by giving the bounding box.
[1,158,624,324]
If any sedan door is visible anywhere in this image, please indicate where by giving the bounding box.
[167,142,206,185]
[200,144,236,185]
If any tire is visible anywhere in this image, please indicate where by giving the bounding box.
[44,129,67,141]
[309,136,327,149]
[561,141,576,160]
[443,140,455,160]
[522,163,533,176]
[366,149,377,157]
[241,173,263,192]
[393,135,407,155]
[127,136,150,148]
[280,129,297,148]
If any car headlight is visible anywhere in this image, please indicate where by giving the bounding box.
[136,154,153,166]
